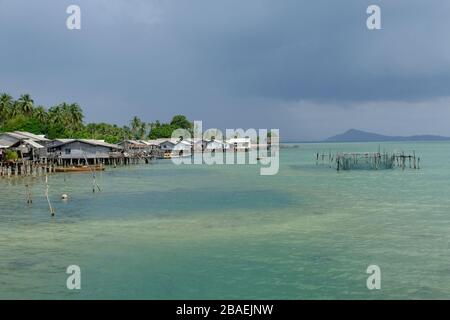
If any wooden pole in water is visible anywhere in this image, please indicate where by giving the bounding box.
[25,184,32,204]
[44,175,55,216]
[84,153,101,193]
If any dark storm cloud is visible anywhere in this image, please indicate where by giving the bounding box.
[156,0,450,102]
[1,0,450,140]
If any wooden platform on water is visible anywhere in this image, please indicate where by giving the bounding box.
[316,150,421,171]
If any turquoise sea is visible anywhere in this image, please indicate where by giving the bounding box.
[1,142,449,299]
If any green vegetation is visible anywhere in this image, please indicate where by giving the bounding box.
[4,150,19,161]
[0,93,193,143]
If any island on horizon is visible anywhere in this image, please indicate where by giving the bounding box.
[324,129,450,143]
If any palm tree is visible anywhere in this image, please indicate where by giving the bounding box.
[0,93,14,124]
[130,116,143,139]
[122,126,132,140]
[17,94,35,116]
[48,105,64,125]
[138,122,148,140]
[60,102,71,122]
[33,106,48,123]
[54,103,75,131]
[68,103,84,129]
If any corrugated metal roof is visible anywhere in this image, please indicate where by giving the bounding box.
[148,138,177,144]
[83,139,123,149]
[0,131,49,142]
[0,139,14,148]
[176,140,192,146]
[226,138,252,143]
[0,132,24,140]
[22,139,45,149]
[15,131,49,141]
[120,139,142,145]
[13,131,49,141]
[139,140,159,146]
[55,139,74,143]
[159,140,177,145]
[50,139,123,150]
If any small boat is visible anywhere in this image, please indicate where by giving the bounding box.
[55,165,105,173]
[163,153,172,159]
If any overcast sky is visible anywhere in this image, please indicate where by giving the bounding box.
[1,0,450,141]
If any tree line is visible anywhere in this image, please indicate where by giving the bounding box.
[0,93,193,143]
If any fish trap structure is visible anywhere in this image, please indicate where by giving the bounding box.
[315,151,420,171]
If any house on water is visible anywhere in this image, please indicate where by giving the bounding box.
[120,140,161,152]
[140,140,160,151]
[206,139,230,152]
[119,139,162,159]
[226,137,252,151]
[173,140,192,157]
[156,139,196,158]
[119,140,147,152]
[9,139,47,161]
[0,131,50,161]
[193,139,210,152]
[158,140,177,158]
[0,131,50,146]
[47,139,123,165]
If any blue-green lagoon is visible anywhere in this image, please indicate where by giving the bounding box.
[1,142,449,299]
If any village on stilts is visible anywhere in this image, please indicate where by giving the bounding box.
[0,131,256,178]
[0,130,261,216]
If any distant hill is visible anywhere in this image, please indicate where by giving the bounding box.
[325,129,450,142]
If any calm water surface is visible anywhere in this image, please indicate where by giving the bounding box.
[1,142,449,299]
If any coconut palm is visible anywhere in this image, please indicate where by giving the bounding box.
[17,94,35,116]
[130,116,144,139]
[0,93,14,124]
[56,103,74,129]
[68,103,84,129]
[138,122,148,140]
[122,126,132,140]
[48,105,64,124]
[33,106,48,123]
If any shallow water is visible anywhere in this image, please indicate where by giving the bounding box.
[1,142,449,299]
